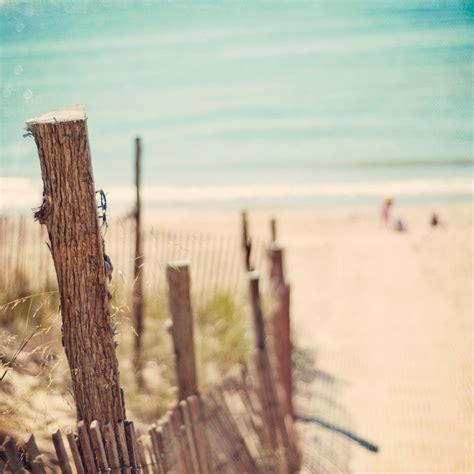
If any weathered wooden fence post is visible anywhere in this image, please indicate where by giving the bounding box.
[241,210,252,271]
[249,272,300,472]
[269,243,294,419]
[26,106,124,426]
[248,272,279,449]
[269,243,284,288]
[132,136,144,387]
[166,260,198,400]
[270,217,277,243]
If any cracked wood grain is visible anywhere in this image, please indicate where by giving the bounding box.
[27,107,124,426]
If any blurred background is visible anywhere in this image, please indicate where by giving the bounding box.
[1,0,472,211]
[0,1,472,473]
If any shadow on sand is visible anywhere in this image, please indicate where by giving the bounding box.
[294,348,379,473]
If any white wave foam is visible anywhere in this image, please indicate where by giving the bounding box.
[1,176,472,212]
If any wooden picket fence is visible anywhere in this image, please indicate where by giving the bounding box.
[0,215,270,306]
[2,371,299,473]
[1,253,299,473]
[1,241,299,474]
[1,108,299,473]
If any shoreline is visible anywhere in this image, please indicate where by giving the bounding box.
[0,175,472,214]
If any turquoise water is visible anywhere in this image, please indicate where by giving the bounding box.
[0,1,472,208]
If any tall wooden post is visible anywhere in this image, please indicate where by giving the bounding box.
[249,272,300,471]
[248,272,280,449]
[269,244,293,418]
[273,283,293,419]
[166,261,198,400]
[26,106,124,425]
[132,137,144,386]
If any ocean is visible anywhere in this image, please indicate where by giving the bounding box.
[0,0,472,211]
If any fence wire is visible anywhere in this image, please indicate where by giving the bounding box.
[0,215,271,307]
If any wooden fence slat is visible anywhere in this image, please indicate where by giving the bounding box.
[30,456,47,474]
[160,416,177,474]
[202,399,241,473]
[148,425,164,474]
[66,430,85,474]
[52,429,72,474]
[25,434,40,461]
[116,420,131,471]
[89,421,109,472]
[25,434,45,474]
[135,432,149,473]
[170,408,192,474]
[102,422,121,472]
[179,400,201,474]
[3,436,25,473]
[217,385,263,462]
[187,396,210,474]
[209,392,259,471]
[144,441,159,474]
[155,425,167,473]
[77,420,97,474]
[124,420,139,469]
[204,393,259,473]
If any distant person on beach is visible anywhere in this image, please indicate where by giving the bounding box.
[381,197,393,224]
[430,212,446,229]
[394,218,407,232]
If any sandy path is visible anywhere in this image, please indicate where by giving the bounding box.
[151,204,472,473]
[278,205,472,473]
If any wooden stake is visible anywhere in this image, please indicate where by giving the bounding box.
[269,243,285,288]
[187,396,211,474]
[2,436,24,473]
[241,210,252,271]
[102,422,121,472]
[248,272,265,350]
[179,400,202,474]
[269,244,294,419]
[26,106,123,425]
[77,420,96,474]
[66,430,85,474]
[166,261,198,400]
[52,429,72,474]
[25,434,45,474]
[273,284,293,419]
[124,421,139,469]
[270,217,277,243]
[133,136,145,386]
[89,421,109,472]
[115,420,130,471]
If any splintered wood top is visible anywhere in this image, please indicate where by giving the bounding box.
[168,259,191,269]
[248,270,260,280]
[26,105,86,126]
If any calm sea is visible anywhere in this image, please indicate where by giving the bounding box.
[1,0,472,210]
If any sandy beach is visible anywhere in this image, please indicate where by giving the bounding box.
[0,202,471,472]
[147,203,472,473]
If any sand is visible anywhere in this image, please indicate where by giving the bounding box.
[147,203,472,473]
